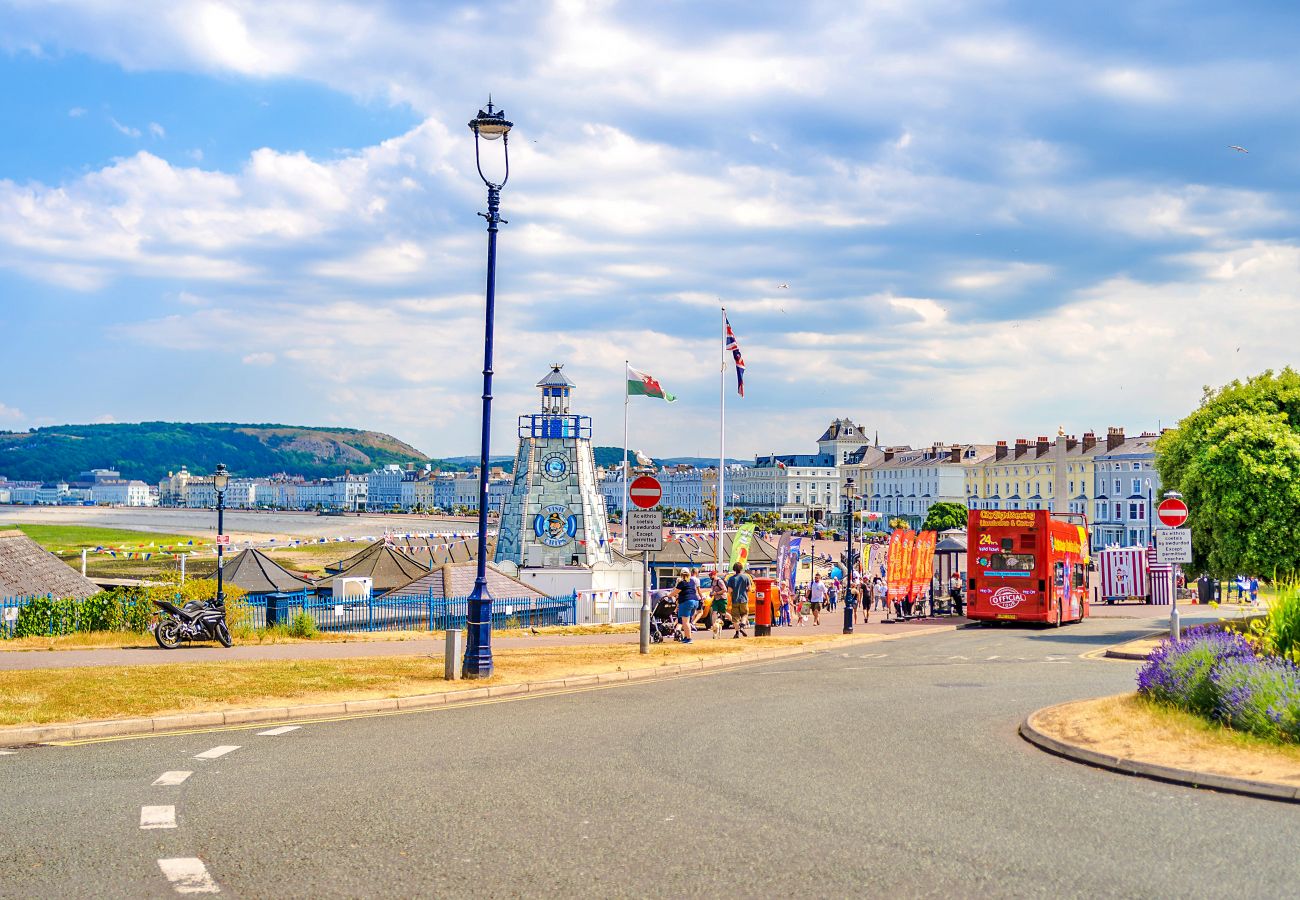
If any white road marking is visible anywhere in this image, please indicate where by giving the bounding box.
[0,750,14,755]
[194,745,240,760]
[947,655,968,660]
[140,805,177,830]
[257,725,300,736]
[986,655,1000,660]
[157,858,220,894]
[153,771,193,786]
[859,653,887,659]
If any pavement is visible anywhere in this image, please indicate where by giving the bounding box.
[6,610,1299,897]
[0,607,959,670]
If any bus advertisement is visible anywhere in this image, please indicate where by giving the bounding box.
[966,509,1090,626]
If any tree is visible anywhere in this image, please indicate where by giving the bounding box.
[1157,369,1300,578]
[922,502,968,532]
[888,517,910,531]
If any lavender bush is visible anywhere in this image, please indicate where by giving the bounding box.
[1136,627,1256,716]
[1211,656,1300,743]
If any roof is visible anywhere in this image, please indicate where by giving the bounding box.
[536,364,576,388]
[382,562,550,601]
[0,529,100,600]
[756,453,837,469]
[817,418,866,443]
[205,548,312,594]
[1095,434,1160,459]
[315,542,434,593]
[648,533,780,568]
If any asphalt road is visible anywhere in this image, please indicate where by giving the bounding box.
[3,615,1296,898]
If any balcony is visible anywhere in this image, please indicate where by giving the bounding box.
[518,414,592,440]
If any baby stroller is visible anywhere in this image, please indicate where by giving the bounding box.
[649,592,679,644]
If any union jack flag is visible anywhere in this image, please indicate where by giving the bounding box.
[724,314,745,396]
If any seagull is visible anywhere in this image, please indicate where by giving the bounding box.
[1229,145,1249,153]
[777,283,789,289]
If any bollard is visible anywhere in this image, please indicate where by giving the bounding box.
[445,628,465,681]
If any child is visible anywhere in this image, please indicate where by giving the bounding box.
[778,588,792,627]
[796,588,809,626]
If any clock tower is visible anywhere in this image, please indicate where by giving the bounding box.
[494,365,613,568]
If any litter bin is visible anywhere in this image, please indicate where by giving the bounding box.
[752,577,775,637]
[1196,575,1215,606]
[265,592,291,627]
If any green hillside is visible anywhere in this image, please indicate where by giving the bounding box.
[0,422,447,483]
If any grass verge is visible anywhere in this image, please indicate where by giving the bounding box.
[0,632,873,727]
[1034,693,1300,786]
[1,623,640,652]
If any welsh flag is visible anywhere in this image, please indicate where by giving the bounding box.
[627,365,677,402]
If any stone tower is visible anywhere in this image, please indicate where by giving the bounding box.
[494,365,613,568]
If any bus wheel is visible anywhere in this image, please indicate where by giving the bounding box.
[1055,606,1063,628]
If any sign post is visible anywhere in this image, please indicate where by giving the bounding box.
[1155,492,1189,639]
[628,476,663,654]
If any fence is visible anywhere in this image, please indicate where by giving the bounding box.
[573,590,646,625]
[1,591,577,638]
[243,591,577,633]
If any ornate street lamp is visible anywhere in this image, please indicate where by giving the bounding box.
[844,477,855,634]
[463,98,513,679]
[213,463,229,606]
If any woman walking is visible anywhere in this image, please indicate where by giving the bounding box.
[672,568,699,644]
[709,575,729,638]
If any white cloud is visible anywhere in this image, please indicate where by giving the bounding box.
[241,352,275,366]
[109,116,140,138]
[148,121,165,138]
[67,106,86,117]
[0,402,24,421]
[948,262,1053,292]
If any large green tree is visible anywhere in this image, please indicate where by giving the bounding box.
[922,501,968,532]
[1156,369,1300,578]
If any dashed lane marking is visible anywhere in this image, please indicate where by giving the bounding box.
[140,805,177,830]
[257,725,300,736]
[157,858,220,894]
[193,745,240,760]
[986,655,1000,660]
[153,771,192,786]
[0,750,14,755]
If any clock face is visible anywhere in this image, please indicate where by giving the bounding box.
[541,453,569,481]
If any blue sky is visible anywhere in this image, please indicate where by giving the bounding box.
[2,0,1299,462]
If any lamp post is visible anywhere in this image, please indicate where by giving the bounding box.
[844,478,855,634]
[213,464,229,606]
[463,98,513,679]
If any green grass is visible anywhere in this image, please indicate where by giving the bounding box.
[4,523,213,553]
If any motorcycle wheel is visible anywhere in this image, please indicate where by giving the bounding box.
[215,622,232,648]
[155,620,181,650]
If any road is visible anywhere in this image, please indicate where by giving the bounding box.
[3,614,1295,898]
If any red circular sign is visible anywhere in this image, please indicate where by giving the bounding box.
[629,476,662,509]
[1157,496,1189,528]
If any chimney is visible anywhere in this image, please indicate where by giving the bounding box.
[1014,438,1029,458]
[1066,435,1078,452]
[883,449,895,462]
[949,446,961,463]
[995,441,1008,461]
[1082,431,1097,452]
[1106,426,1125,451]
[1036,436,1050,457]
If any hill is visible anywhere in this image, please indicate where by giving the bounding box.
[0,422,444,483]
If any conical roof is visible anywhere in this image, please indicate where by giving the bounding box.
[0,529,99,599]
[207,548,312,594]
[382,561,549,601]
[315,543,433,593]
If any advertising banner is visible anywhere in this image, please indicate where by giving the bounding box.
[729,523,756,569]
[909,530,937,599]
[887,530,914,600]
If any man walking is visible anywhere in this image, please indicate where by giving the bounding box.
[808,573,826,626]
[726,561,752,638]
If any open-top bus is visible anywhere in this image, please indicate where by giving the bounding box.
[966,509,1090,626]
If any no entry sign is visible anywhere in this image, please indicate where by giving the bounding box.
[1157,496,1189,528]
[629,475,662,509]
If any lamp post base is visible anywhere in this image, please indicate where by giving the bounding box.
[462,584,494,679]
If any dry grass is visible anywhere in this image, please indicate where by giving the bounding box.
[0,632,874,726]
[1,622,640,653]
[1035,694,1300,786]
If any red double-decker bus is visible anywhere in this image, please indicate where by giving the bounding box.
[966,509,1090,626]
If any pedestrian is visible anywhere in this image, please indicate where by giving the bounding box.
[671,567,698,644]
[873,576,887,613]
[1250,576,1260,606]
[795,588,809,626]
[778,586,792,626]
[727,561,752,638]
[808,573,826,626]
[827,579,838,612]
[709,575,728,637]
[850,577,865,623]
[949,571,964,617]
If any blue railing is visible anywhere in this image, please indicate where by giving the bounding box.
[0,595,31,639]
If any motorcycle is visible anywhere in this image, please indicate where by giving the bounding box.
[150,597,232,649]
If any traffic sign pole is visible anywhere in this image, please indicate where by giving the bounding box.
[640,551,651,654]
[628,476,662,654]
[1158,492,1188,639]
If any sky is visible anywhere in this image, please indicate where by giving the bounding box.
[2,0,1299,463]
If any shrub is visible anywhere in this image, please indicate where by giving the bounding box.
[1246,583,1300,663]
[3,576,249,639]
[286,611,318,639]
[1136,626,1256,715]
[1211,656,1300,741]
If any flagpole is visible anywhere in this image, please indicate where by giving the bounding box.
[622,359,630,549]
[718,306,726,577]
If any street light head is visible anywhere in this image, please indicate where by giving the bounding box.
[213,463,229,493]
[469,100,513,141]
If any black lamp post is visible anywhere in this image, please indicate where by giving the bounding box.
[463,98,513,679]
[213,463,229,605]
[844,477,855,634]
